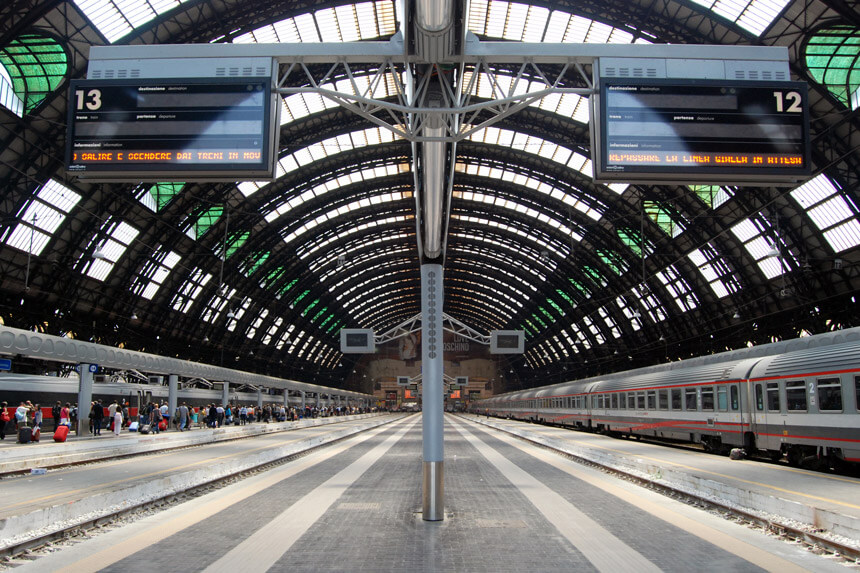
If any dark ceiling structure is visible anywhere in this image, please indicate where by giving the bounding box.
[0,0,858,394]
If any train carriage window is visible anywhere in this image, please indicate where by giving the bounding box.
[611,394,618,409]
[591,395,597,409]
[818,378,843,412]
[785,381,807,411]
[717,386,728,411]
[766,382,781,412]
[854,376,860,412]
[671,389,681,410]
[755,384,764,411]
[646,390,656,410]
[637,391,645,409]
[702,386,715,411]
[685,388,697,411]
[658,390,668,410]
[628,392,636,409]
[618,394,625,409]
[730,386,739,411]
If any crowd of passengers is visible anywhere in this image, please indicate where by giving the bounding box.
[2,398,372,440]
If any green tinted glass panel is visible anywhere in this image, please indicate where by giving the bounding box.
[148,183,183,211]
[538,307,555,323]
[688,185,721,208]
[644,201,677,236]
[311,307,328,323]
[531,313,547,329]
[617,228,643,257]
[246,251,269,276]
[582,266,604,285]
[279,278,298,295]
[804,26,860,108]
[556,289,574,306]
[292,290,310,305]
[0,34,67,114]
[320,314,334,328]
[302,299,320,316]
[225,231,249,259]
[597,250,624,275]
[196,206,222,237]
[568,279,590,297]
[546,298,565,316]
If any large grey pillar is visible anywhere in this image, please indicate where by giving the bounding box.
[421,263,444,521]
[257,388,263,409]
[301,391,306,411]
[77,363,95,436]
[168,374,178,424]
[222,381,230,407]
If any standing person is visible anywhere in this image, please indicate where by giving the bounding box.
[160,402,169,429]
[70,403,78,433]
[239,405,247,425]
[33,404,42,429]
[60,402,71,427]
[151,402,162,433]
[178,403,189,431]
[90,400,104,436]
[113,406,123,437]
[0,401,10,440]
[108,400,118,432]
[216,404,224,427]
[52,401,62,431]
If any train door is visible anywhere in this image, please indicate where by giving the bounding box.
[752,382,777,452]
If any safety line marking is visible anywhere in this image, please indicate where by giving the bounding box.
[46,417,415,573]
[450,418,661,573]
[461,416,809,573]
[202,417,418,573]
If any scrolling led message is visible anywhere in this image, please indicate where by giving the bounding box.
[66,77,276,180]
[594,79,811,185]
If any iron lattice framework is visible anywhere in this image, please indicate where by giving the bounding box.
[0,0,858,393]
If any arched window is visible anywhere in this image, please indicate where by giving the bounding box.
[804,25,860,109]
[0,34,68,116]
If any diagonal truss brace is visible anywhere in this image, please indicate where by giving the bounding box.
[374,312,491,346]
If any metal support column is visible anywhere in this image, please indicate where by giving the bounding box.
[301,391,306,412]
[421,263,444,521]
[77,364,94,437]
[222,382,230,407]
[168,374,178,424]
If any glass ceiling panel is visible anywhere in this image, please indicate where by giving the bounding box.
[791,174,860,253]
[686,0,788,37]
[0,34,67,116]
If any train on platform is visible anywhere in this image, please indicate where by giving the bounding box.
[477,328,860,470]
[0,373,303,421]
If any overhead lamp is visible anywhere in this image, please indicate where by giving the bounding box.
[227,310,236,319]
[765,246,780,258]
[92,249,108,261]
[632,310,641,318]
[659,335,665,341]
[130,313,138,321]
[203,336,209,342]
[733,312,740,319]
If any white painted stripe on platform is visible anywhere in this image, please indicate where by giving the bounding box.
[462,416,810,573]
[202,416,418,573]
[451,418,662,573]
[39,417,413,573]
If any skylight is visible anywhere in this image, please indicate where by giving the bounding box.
[685,0,788,37]
[790,174,860,253]
[139,249,181,300]
[730,217,796,279]
[86,220,139,281]
[5,180,81,256]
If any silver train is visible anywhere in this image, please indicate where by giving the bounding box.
[477,328,860,469]
[0,373,306,419]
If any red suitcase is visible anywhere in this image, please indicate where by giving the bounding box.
[53,425,69,442]
[158,420,167,431]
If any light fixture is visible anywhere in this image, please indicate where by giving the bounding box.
[659,335,665,341]
[632,310,641,318]
[130,313,138,320]
[733,312,740,319]
[765,246,780,258]
[92,249,108,260]
[203,336,209,342]
[227,310,236,319]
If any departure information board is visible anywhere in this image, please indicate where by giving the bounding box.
[593,79,811,185]
[66,77,277,181]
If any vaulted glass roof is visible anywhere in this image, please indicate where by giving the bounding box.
[1,0,858,391]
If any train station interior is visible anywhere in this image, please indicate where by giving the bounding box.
[1,2,860,570]
[0,0,858,403]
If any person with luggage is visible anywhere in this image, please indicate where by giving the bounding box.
[33,404,42,430]
[178,403,189,431]
[60,403,71,426]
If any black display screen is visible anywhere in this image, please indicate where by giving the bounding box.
[66,77,276,180]
[595,79,811,185]
[346,333,369,347]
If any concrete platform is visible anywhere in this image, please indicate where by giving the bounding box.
[471,414,860,548]
[2,414,854,572]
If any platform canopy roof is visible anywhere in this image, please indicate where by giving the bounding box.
[0,0,858,392]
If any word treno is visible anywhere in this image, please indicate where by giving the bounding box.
[71,150,263,163]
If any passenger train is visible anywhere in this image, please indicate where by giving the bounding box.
[477,328,860,469]
[0,373,306,421]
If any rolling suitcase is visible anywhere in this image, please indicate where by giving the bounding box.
[53,425,69,442]
[32,427,40,442]
[18,426,32,444]
[128,421,139,432]
[140,424,151,434]
[158,420,167,431]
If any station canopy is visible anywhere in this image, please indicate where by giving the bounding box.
[0,0,858,392]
